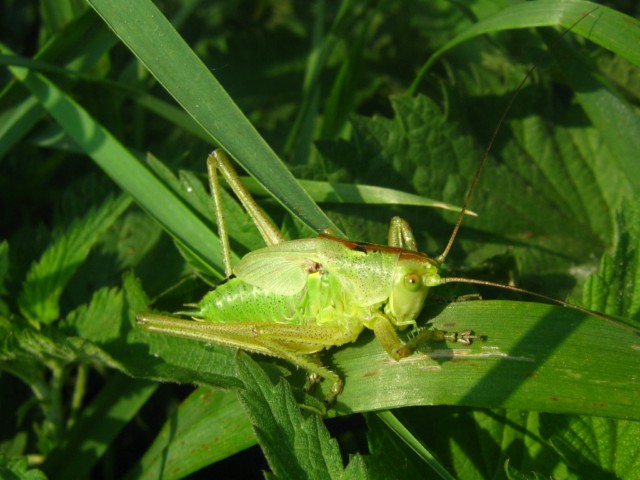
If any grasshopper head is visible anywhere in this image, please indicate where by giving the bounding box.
[386,253,442,327]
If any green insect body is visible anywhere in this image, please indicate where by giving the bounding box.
[194,236,440,346]
[138,151,465,400]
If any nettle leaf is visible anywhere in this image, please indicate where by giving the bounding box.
[62,272,240,388]
[583,199,640,320]
[2,315,136,379]
[315,93,486,250]
[540,415,640,479]
[317,89,628,296]
[17,195,131,325]
[235,353,366,480]
[63,285,124,342]
[341,455,368,480]
[317,94,477,197]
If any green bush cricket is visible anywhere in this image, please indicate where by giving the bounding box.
[136,10,639,404]
[137,150,482,402]
[137,145,630,404]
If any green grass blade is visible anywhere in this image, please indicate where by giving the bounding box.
[375,411,455,480]
[41,375,156,479]
[242,177,475,214]
[2,44,225,275]
[127,387,255,480]
[87,0,338,235]
[410,0,640,94]
[329,300,640,418]
[0,9,115,160]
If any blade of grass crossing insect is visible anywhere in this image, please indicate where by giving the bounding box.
[87,0,339,235]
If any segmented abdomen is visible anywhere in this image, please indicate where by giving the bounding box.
[191,268,379,330]
[193,277,306,325]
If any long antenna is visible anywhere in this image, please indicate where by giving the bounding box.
[436,10,597,265]
[431,9,640,335]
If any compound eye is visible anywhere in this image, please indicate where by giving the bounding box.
[403,272,422,292]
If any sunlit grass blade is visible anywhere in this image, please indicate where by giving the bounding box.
[242,177,476,215]
[328,301,640,419]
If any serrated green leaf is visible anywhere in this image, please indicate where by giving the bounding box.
[540,415,640,479]
[235,353,353,480]
[17,195,131,324]
[584,199,640,320]
[340,454,367,480]
[317,94,478,203]
[5,316,93,366]
[63,286,124,342]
